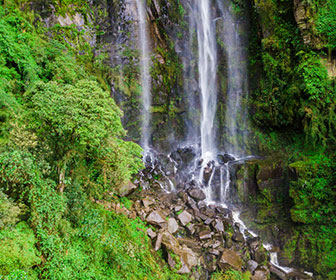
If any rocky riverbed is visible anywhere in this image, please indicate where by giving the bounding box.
[101,178,314,280]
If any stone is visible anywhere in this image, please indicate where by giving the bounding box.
[251,269,268,280]
[198,200,207,210]
[188,188,206,201]
[146,228,157,239]
[187,196,198,211]
[211,241,221,249]
[204,218,213,225]
[117,181,137,196]
[181,245,199,267]
[146,210,166,226]
[248,260,259,274]
[167,253,176,269]
[217,153,235,164]
[232,232,244,243]
[209,249,220,256]
[201,207,215,218]
[214,219,224,232]
[199,230,212,240]
[168,218,179,234]
[162,231,180,250]
[216,206,231,216]
[142,197,155,208]
[186,223,195,235]
[217,249,243,271]
[155,233,163,251]
[178,210,193,226]
[177,264,190,274]
[174,205,183,212]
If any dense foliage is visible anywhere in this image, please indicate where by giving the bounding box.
[0,3,188,279]
[250,0,336,278]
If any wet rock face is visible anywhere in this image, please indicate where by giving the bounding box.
[293,0,321,48]
[188,187,206,201]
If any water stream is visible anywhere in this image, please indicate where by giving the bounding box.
[136,0,151,154]
[194,0,218,161]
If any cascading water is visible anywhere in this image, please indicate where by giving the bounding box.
[136,0,151,154]
[219,3,249,157]
[195,0,218,162]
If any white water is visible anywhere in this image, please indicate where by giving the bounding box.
[136,0,151,154]
[195,0,218,161]
[217,1,249,157]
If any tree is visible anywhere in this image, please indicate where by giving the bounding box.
[27,80,143,193]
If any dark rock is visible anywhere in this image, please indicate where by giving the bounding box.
[215,206,231,216]
[178,210,193,226]
[232,232,245,243]
[200,207,216,218]
[188,188,206,201]
[217,153,235,164]
[187,196,198,211]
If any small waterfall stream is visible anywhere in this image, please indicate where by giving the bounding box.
[136,0,151,154]
[195,0,218,161]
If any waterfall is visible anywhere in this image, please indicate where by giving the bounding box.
[195,0,218,161]
[136,0,151,154]
[223,7,248,157]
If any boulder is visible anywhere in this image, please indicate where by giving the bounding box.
[188,188,206,201]
[177,264,190,274]
[217,249,242,271]
[247,259,259,274]
[178,210,193,226]
[146,228,157,239]
[199,230,212,240]
[214,219,224,232]
[117,182,137,196]
[155,233,163,251]
[146,210,166,226]
[217,153,235,164]
[251,269,269,280]
[168,218,179,234]
[167,253,176,269]
[142,197,155,208]
[232,232,245,243]
[186,223,195,234]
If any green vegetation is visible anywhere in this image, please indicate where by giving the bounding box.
[0,2,188,279]
[250,0,336,278]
